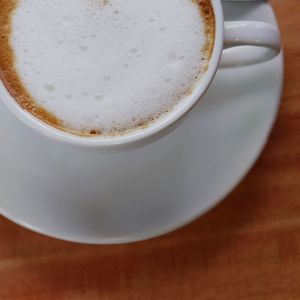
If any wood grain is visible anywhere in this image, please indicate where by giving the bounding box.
[0,1,299,299]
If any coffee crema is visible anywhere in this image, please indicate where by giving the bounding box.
[0,0,215,136]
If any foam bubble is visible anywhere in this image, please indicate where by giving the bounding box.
[44,83,55,92]
[94,94,103,101]
[10,0,212,135]
[103,76,111,81]
[80,44,88,51]
[130,48,138,53]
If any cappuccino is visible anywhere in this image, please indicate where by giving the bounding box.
[0,0,215,136]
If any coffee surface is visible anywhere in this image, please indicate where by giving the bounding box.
[0,0,215,136]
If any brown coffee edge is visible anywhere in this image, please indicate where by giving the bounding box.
[103,0,216,137]
[0,0,125,137]
[199,0,215,61]
[0,0,216,138]
[193,0,216,77]
[181,0,215,97]
[0,0,66,131]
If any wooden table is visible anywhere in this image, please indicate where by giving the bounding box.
[0,1,299,299]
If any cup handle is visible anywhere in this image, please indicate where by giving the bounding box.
[221,21,281,67]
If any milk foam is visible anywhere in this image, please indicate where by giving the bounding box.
[11,0,211,134]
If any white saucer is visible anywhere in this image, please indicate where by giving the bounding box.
[0,2,283,244]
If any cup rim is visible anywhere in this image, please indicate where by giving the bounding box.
[0,0,224,148]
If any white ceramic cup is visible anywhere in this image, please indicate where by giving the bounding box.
[0,0,281,149]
